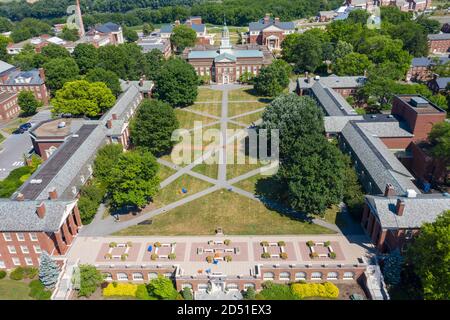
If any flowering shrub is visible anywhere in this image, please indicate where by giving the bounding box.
[306,241,315,247]
[206,256,213,263]
[278,241,286,247]
[329,252,337,259]
[168,253,176,260]
[224,239,231,246]
[291,282,339,299]
[261,252,271,259]
[103,283,138,297]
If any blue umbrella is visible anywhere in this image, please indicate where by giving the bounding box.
[147,245,152,252]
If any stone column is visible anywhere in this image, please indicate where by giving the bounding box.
[54,231,67,255]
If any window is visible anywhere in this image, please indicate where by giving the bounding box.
[311,272,322,280]
[132,273,144,281]
[181,283,193,290]
[164,272,173,278]
[295,272,306,281]
[20,246,29,254]
[404,230,413,240]
[33,245,42,254]
[103,273,113,281]
[25,257,33,266]
[226,283,239,291]
[0,260,5,269]
[343,272,354,280]
[3,233,12,241]
[327,272,338,280]
[16,233,25,241]
[244,283,255,290]
[148,272,158,279]
[263,272,275,281]
[198,284,208,291]
[12,257,20,266]
[7,246,16,254]
[116,273,128,281]
[279,272,290,281]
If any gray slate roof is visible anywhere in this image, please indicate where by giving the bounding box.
[0,200,77,232]
[96,22,121,33]
[324,115,364,133]
[366,194,450,229]
[3,69,44,85]
[297,76,367,90]
[411,56,450,67]
[436,77,450,90]
[0,60,15,75]
[160,23,205,34]
[249,19,295,31]
[341,121,419,196]
[188,49,263,60]
[310,82,357,116]
[428,33,450,40]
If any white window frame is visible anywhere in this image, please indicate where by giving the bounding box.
[279,272,290,281]
[16,233,25,241]
[3,233,12,241]
[343,272,354,280]
[116,272,128,281]
[25,257,33,266]
[327,272,338,280]
[295,272,306,281]
[20,245,29,254]
[12,257,20,266]
[132,272,144,281]
[33,245,42,254]
[263,272,275,281]
[311,272,323,280]
[8,245,16,254]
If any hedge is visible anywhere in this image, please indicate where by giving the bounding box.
[29,280,52,300]
[9,267,38,281]
[291,282,339,299]
[103,283,138,297]
[0,270,6,279]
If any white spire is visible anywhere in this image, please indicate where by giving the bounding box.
[220,19,232,52]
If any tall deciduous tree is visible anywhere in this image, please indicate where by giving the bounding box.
[60,26,80,42]
[43,57,80,92]
[108,149,160,209]
[254,59,291,97]
[73,43,99,74]
[77,264,104,297]
[38,251,60,289]
[146,275,178,300]
[0,35,9,61]
[334,52,372,76]
[93,143,124,186]
[85,67,122,97]
[41,43,70,60]
[407,210,450,300]
[428,122,450,162]
[18,91,43,115]
[130,100,179,156]
[170,25,197,53]
[153,58,198,107]
[142,23,154,36]
[52,80,115,117]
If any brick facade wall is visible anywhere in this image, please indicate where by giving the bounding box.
[0,92,19,120]
[428,39,450,54]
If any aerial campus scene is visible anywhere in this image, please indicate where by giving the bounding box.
[0,0,448,310]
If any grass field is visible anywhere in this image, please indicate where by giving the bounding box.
[114,190,335,236]
[0,279,33,300]
[196,88,223,102]
[228,88,271,102]
[228,102,266,117]
[232,111,264,125]
[189,102,222,117]
[158,165,176,182]
[175,109,216,130]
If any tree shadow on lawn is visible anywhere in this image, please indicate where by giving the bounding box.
[240,88,273,104]
[254,176,315,224]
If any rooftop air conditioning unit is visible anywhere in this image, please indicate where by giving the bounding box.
[406,189,417,198]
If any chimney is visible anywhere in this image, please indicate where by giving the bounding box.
[274,17,280,24]
[16,193,24,201]
[363,69,368,78]
[384,184,395,197]
[185,19,192,27]
[111,113,118,120]
[139,77,144,87]
[38,68,46,82]
[175,20,180,26]
[49,187,58,200]
[264,14,270,24]
[107,119,113,129]
[396,199,405,216]
[36,202,46,219]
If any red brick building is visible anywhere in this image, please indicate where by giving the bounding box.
[0,67,49,105]
[243,14,295,52]
[406,57,449,82]
[184,25,273,84]
[0,90,19,120]
[160,16,214,46]
[428,33,450,54]
[0,200,82,269]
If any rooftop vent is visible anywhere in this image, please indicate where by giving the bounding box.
[57,121,66,128]
[409,97,429,108]
[314,75,321,81]
[406,189,417,198]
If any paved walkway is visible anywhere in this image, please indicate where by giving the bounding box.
[81,84,341,236]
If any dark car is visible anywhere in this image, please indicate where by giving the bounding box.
[19,122,32,130]
[13,128,26,134]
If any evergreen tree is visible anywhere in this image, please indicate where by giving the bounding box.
[38,251,60,288]
[382,250,404,286]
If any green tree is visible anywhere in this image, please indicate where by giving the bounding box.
[331,40,354,63]
[388,22,428,57]
[153,58,198,107]
[73,43,99,74]
[170,25,197,53]
[43,57,80,92]
[147,275,178,300]
[60,26,80,42]
[18,91,43,116]
[346,9,370,25]
[254,59,291,97]
[93,144,124,185]
[77,264,104,297]
[85,67,122,97]
[407,210,450,300]
[428,122,450,162]
[181,286,193,300]
[123,25,139,42]
[108,149,160,209]
[10,44,39,71]
[0,35,9,61]
[38,251,60,289]
[52,80,116,117]
[290,32,323,73]
[10,18,52,43]
[281,33,301,63]
[143,49,165,80]
[130,99,179,156]
[416,16,441,34]
[41,43,70,59]
[0,17,13,33]
[243,287,256,300]
[77,181,106,224]
[142,23,154,36]
[334,52,372,76]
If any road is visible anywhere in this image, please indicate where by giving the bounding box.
[0,109,52,180]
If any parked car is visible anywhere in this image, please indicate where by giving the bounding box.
[19,122,32,131]
[12,128,26,134]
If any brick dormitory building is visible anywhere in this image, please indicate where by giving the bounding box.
[297,75,450,254]
[0,81,151,270]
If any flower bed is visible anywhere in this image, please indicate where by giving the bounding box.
[291,282,339,299]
